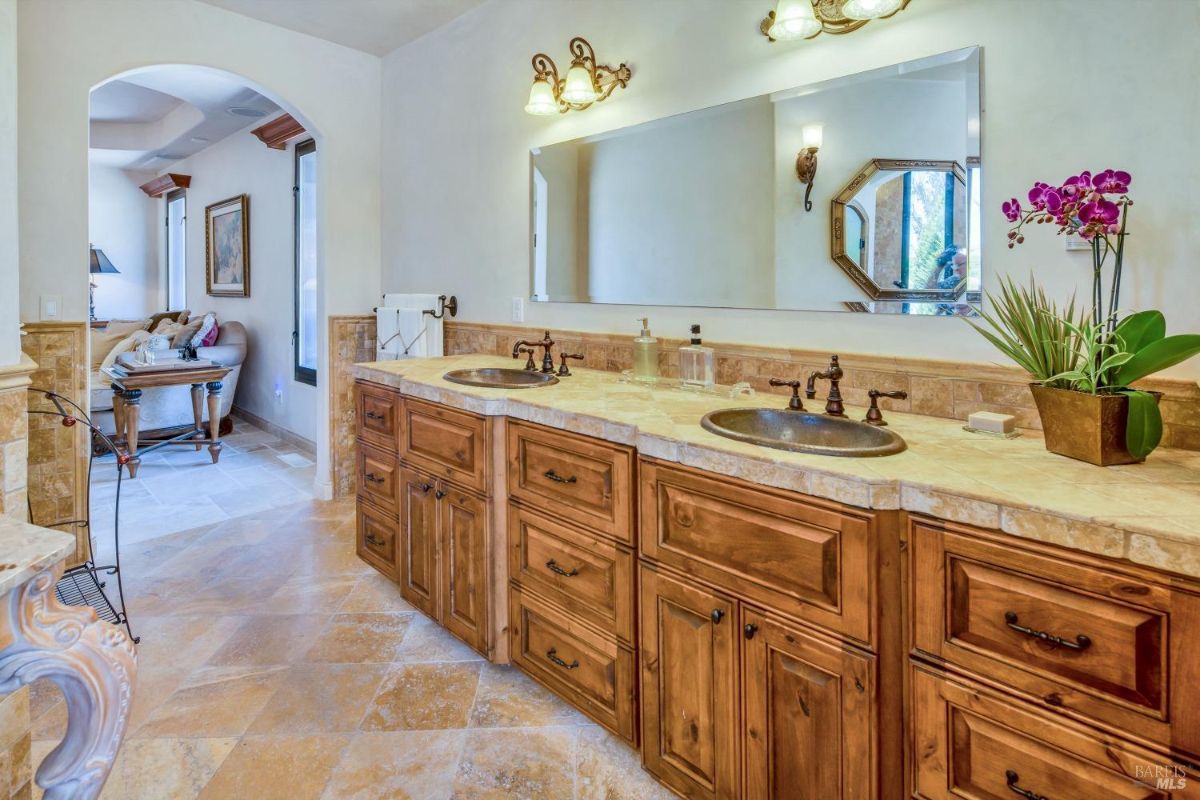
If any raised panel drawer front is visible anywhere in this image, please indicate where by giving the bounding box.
[742,608,877,800]
[356,501,397,579]
[912,519,1200,760]
[508,585,636,743]
[639,459,875,645]
[508,420,635,544]
[507,504,635,643]
[357,442,399,515]
[400,398,489,493]
[911,665,1197,799]
[640,564,739,800]
[356,380,401,451]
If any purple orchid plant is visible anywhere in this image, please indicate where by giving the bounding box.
[1002,169,1131,331]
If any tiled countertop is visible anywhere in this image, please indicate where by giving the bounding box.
[0,518,75,595]
[355,355,1200,579]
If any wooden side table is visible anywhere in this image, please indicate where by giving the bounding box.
[101,363,232,478]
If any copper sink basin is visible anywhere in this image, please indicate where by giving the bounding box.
[700,408,906,457]
[443,368,559,389]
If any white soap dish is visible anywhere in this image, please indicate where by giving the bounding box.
[962,425,1022,439]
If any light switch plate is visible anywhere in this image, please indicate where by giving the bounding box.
[511,297,525,323]
[40,295,62,320]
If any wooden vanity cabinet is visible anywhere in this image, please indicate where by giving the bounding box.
[638,458,899,800]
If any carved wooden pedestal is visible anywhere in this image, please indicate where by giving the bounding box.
[0,562,137,799]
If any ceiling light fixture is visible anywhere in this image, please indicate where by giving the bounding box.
[525,37,631,116]
[227,106,267,118]
[190,136,210,143]
[761,0,910,42]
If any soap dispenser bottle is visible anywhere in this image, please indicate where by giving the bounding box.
[632,317,659,383]
[679,324,715,390]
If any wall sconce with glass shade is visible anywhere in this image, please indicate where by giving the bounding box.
[796,124,823,211]
[761,0,910,41]
[525,37,632,116]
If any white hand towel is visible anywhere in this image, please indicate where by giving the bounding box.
[376,308,429,360]
[380,294,445,357]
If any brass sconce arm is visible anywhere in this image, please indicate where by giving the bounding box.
[796,147,819,212]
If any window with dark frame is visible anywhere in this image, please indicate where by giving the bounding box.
[165,188,187,310]
[294,139,317,386]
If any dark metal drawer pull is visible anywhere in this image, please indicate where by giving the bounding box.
[545,559,579,578]
[364,411,385,421]
[1005,770,1047,800]
[546,648,579,670]
[711,609,725,625]
[365,472,385,484]
[1004,611,1092,651]
[420,483,433,493]
[744,623,758,640]
[364,533,387,547]
[543,469,577,484]
[435,490,446,500]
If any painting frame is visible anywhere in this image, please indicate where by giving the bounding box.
[205,194,250,297]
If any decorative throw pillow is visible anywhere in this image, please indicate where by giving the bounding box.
[89,329,125,370]
[104,319,151,338]
[153,319,182,336]
[99,330,151,371]
[193,312,219,348]
[147,309,189,331]
[170,317,205,348]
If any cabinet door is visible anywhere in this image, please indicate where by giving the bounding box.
[398,467,438,618]
[640,565,739,800]
[742,608,877,800]
[439,481,489,654]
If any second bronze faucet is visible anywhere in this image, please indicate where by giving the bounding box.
[512,331,583,376]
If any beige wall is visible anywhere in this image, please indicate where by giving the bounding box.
[0,0,18,367]
[17,0,383,496]
[87,164,159,320]
[381,0,1200,380]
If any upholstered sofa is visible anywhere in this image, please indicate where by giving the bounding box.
[90,320,248,437]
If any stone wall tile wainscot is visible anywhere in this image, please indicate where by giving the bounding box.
[329,316,377,499]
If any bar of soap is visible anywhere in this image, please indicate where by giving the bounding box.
[967,411,1016,434]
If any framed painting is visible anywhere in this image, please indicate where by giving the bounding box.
[205,194,250,297]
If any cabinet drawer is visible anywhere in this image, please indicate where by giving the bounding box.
[507,504,635,643]
[357,443,399,514]
[355,381,401,451]
[356,501,397,579]
[508,420,635,543]
[640,459,875,645]
[912,519,1200,759]
[509,585,636,744]
[400,398,489,493]
[912,665,1197,799]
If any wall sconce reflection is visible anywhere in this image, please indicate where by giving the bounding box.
[796,124,823,211]
[525,37,631,116]
[761,0,910,42]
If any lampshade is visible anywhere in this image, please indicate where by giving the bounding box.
[768,0,821,40]
[802,124,824,150]
[841,0,904,20]
[561,62,598,105]
[89,246,119,275]
[524,77,559,116]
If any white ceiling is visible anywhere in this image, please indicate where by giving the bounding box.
[89,67,280,171]
[194,0,486,56]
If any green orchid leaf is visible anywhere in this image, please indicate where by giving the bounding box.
[1116,334,1200,386]
[1114,310,1166,354]
[1122,389,1163,460]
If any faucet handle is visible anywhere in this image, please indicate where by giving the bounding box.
[518,347,537,371]
[768,378,805,411]
[864,389,908,426]
[557,353,584,376]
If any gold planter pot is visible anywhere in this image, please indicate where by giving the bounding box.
[1029,384,1160,467]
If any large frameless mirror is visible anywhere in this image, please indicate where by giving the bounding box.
[529,46,981,316]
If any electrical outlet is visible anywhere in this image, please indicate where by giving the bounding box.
[40,295,62,320]
[511,296,525,323]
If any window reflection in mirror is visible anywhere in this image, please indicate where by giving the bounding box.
[528,46,981,317]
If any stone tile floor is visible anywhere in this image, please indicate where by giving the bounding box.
[35,458,673,798]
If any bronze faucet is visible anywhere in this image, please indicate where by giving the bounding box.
[805,355,846,417]
[557,352,584,376]
[864,389,908,426]
[768,378,805,411]
[512,331,556,373]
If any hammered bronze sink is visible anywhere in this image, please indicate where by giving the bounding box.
[443,368,559,389]
[700,408,906,457]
